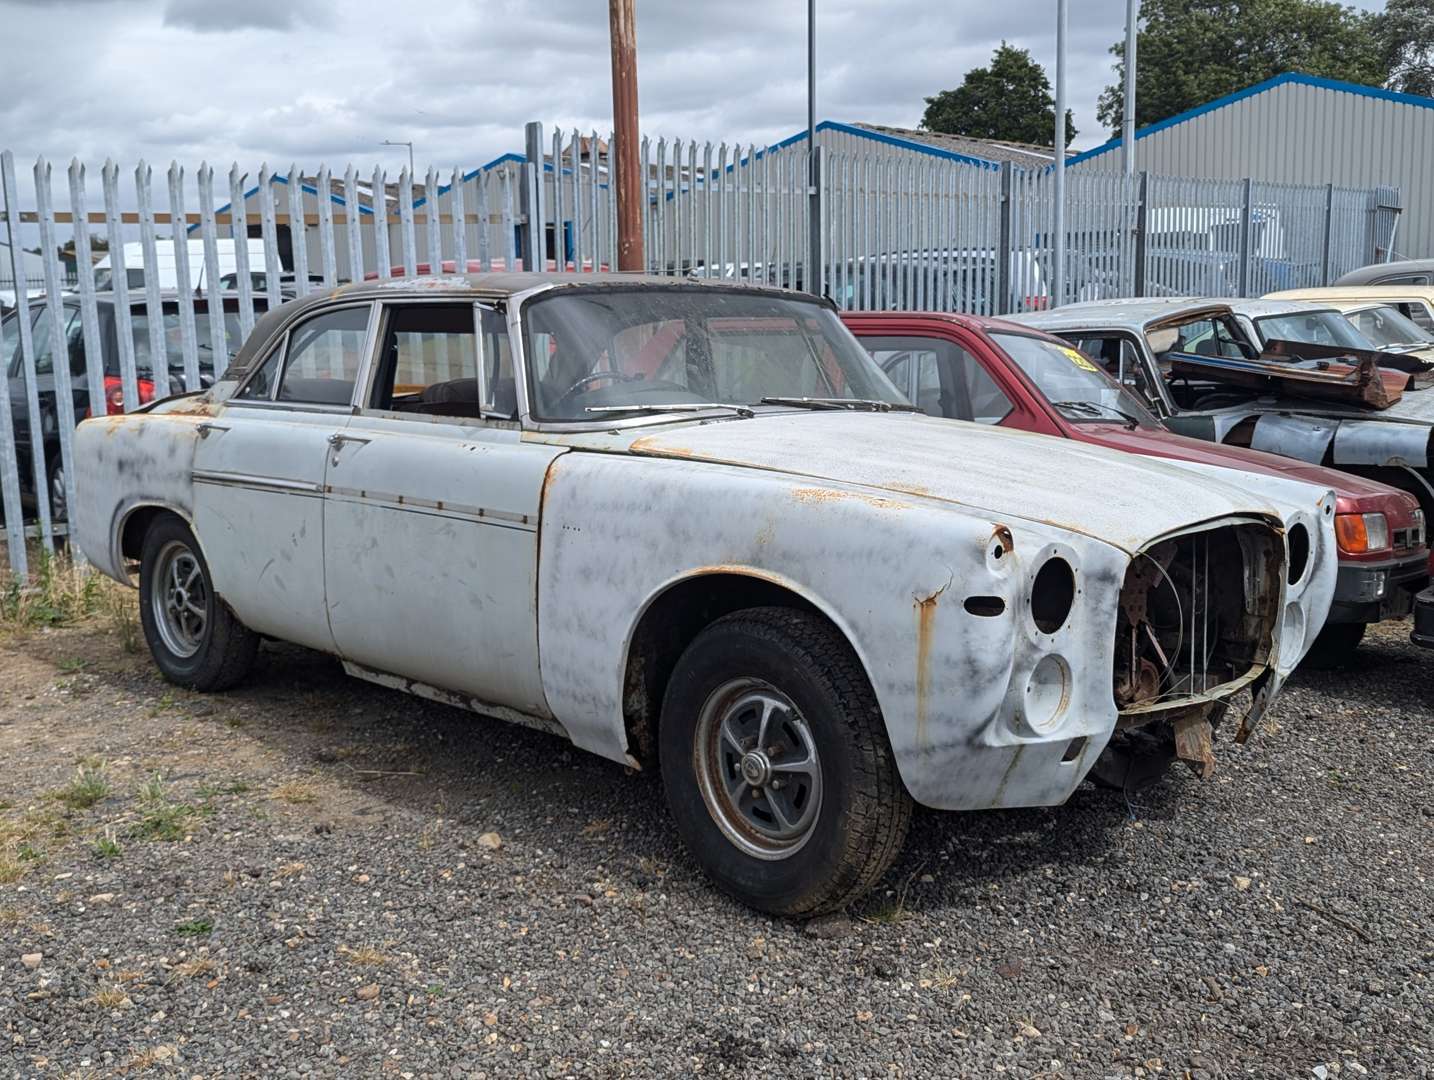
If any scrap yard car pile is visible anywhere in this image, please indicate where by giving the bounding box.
[65,270,1397,915]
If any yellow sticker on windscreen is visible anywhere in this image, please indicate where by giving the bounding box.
[1060,346,1100,372]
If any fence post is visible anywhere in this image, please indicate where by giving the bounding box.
[0,165,28,577]
[1237,177,1254,297]
[996,162,1013,315]
[1133,170,1149,297]
[523,122,545,269]
[808,145,825,297]
[1320,182,1335,285]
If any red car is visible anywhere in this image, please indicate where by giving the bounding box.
[843,311,1431,665]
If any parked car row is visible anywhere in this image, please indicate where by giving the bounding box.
[0,247,1426,914]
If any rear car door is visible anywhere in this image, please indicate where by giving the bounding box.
[191,302,373,651]
[321,300,560,717]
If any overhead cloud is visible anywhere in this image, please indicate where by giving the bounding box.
[0,0,1388,177]
[161,0,328,33]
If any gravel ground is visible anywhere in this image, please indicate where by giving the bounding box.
[1,612,1430,1079]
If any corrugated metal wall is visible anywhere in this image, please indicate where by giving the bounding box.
[1073,81,1433,259]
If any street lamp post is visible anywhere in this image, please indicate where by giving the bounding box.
[1052,0,1067,308]
[382,139,415,177]
[1122,0,1138,175]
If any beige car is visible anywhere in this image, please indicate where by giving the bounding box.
[1266,285,1434,336]
[1247,293,1434,366]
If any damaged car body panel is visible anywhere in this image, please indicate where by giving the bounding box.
[69,274,1341,913]
[535,411,1335,808]
[1010,299,1434,550]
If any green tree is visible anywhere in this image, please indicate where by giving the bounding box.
[1097,0,1384,133]
[1377,0,1434,97]
[921,43,1076,147]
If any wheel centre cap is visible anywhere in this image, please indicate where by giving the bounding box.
[739,750,772,787]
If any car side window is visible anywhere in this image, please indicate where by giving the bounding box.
[275,307,370,406]
[861,335,1008,422]
[1393,300,1434,332]
[234,336,286,401]
[369,304,480,419]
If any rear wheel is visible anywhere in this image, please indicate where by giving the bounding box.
[659,607,912,916]
[138,515,258,691]
[1303,622,1367,669]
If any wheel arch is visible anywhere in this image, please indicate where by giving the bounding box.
[618,567,883,769]
[114,501,200,584]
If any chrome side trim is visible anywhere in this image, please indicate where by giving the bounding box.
[192,469,324,496]
[323,483,536,531]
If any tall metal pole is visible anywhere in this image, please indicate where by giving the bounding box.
[609,0,644,271]
[807,0,822,295]
[1122,0,1138,175]
[1052,0,1067,308]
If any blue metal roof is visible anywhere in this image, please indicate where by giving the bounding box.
[1067,72,1434,168]
[191,151,527,232]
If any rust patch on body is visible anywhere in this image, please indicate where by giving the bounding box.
[792,486,906,511]
[630,435,697,457]
[1173,713,1216,779]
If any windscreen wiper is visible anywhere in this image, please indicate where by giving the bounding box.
[759,396,922,412]
[585,402,754,418]
[1052,400,1140,429]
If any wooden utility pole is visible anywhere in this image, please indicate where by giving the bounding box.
[609,0,643,272]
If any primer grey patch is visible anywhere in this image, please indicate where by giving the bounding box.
[1249,413,1339,464]
[1332,420,1431,468]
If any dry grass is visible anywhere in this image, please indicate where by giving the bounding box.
[0,550,119,630]
[169,957,214,980]
[275,861,306,878]
[338,944,390,966]
[271,779,320,805]
[90,984,131,1009]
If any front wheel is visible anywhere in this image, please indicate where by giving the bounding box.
[138,515,258,691]
[659,607,912,916]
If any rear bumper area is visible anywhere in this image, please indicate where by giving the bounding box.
[1329,553,1430,625]
[1413,586,1434,649]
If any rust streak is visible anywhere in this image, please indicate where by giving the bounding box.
[913,573,952,749]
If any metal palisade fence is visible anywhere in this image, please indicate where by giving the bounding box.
[0,123,1401,576]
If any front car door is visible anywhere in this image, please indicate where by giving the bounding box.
[321,298,561,718]
[191,302,373,651]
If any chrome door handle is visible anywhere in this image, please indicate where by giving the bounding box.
[196,422,230,438]
[327,433,372,447]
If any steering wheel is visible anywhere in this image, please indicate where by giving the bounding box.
[560,369,640,399]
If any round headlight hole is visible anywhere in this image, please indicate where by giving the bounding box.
[1031,556,1076,634]
[1287,523,1310,585]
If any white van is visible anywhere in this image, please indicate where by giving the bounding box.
[93,238,274,292]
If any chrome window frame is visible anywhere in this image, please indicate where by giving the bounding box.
[225,300,378,415]
[348,296,518,430]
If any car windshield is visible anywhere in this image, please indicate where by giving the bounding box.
[522,287,906,421]
[989,331,1159,428]
[1254,311,1371,350]
[1344,305,1434,347]
[129,309,249,375]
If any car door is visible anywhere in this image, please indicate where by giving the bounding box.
[321,299,560,717]
[191,302,373,652]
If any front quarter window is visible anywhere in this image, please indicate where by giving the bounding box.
[521,286,904,422]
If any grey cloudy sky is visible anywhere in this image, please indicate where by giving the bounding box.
[0,0,1388,175]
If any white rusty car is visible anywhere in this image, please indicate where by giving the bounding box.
[72,274,1337,914]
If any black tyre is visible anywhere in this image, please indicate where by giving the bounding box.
[138,515,258,691]
[659,607,912,916]
[46,452,67,523]
[1303,622,1367,670]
